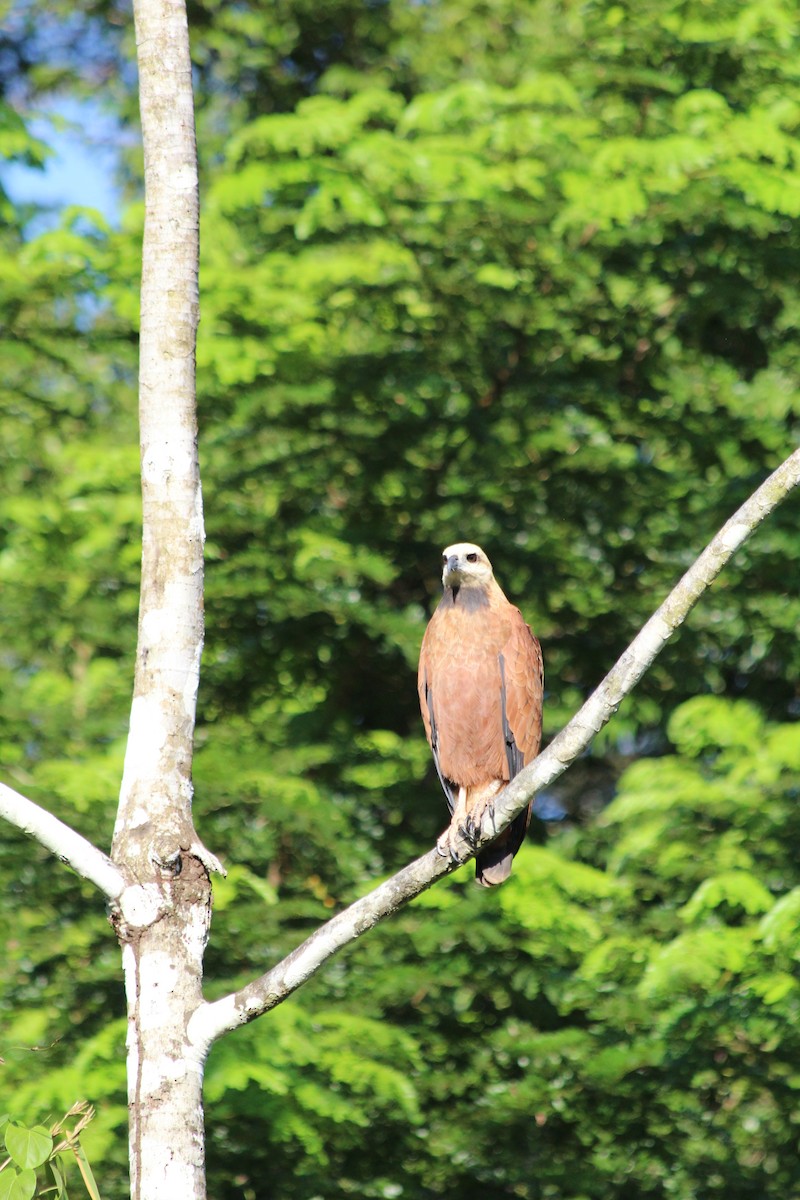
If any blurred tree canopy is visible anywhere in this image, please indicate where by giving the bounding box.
[1,0,800,1195]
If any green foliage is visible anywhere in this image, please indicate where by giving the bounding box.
[191,0,800,770]
[369,696,800,1200]
[193,704,800,1199]
[0,1105,102,1200]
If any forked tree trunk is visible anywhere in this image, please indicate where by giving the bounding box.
[111,0,211,1195]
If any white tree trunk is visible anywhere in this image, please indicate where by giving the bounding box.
[119,870,210,1200]
[112,0,212,1196]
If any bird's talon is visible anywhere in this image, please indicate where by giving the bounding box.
[437,830,463,861]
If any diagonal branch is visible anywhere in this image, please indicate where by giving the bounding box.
[0,782,126,900]
[189,446,800,1050]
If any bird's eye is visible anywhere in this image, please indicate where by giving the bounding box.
[466,552,478,563]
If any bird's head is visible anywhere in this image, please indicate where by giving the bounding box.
[441,542,494,591]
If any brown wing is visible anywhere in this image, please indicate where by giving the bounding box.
[476,605,543,886]
[498,606,544,775]
[418,599,517,795]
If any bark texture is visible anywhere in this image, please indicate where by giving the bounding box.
[114,0,203,873]
[112,0,211,1197]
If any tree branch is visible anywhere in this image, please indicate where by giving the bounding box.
[191,445,800,1049]
[0,782,126,900]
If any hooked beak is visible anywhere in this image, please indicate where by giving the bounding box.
[442,554,462,586]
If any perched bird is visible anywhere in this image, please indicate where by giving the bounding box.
[417,542,543,886]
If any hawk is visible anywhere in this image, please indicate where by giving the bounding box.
[418,542,543,886]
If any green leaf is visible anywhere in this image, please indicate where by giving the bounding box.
[474,264,519,290]
[4,1124,52,1170]
[746,973,798,1006]
[759,888,800,956]
[680,871,775,924]
[638,929,756,1000]
[47,1159,68,1200]
[667,697,765,757]
[0,1169,36,1200]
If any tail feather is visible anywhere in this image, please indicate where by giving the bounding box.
[475,806,531,887]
